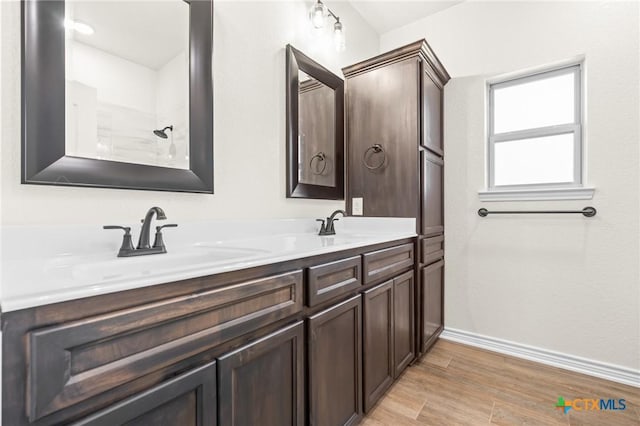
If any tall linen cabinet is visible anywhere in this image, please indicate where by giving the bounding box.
[343,40,449,358]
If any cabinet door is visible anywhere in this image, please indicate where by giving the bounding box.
[346,58,419,219]
[362,281,394,413]
[422,260,444,352]
[421,150,444,236]
[218,322,304,426]
[72,362,217,426]
[309,295,362,426]
[422,68,443,156]
[393,271,415,378]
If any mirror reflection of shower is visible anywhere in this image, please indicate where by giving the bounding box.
[153,125,173,139]
[64,0,190,170]
[153,125,177,161]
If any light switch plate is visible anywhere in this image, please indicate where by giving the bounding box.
[352,198,363,215]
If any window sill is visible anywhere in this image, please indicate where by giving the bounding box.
[478,187,595,202]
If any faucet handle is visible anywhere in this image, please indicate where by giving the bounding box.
[316,219,327,234]
[104,225,131,234]
[103,225,135,256]
[153,224,178,250]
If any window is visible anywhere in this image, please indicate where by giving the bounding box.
[482,63,593,201]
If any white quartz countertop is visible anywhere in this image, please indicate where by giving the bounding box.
[0,217,416,312]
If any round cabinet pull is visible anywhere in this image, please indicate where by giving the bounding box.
[309,152,328,175]
[363,144,387,171]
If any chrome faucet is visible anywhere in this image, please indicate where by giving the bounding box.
[104,207,177,257]
[317,209,347,236]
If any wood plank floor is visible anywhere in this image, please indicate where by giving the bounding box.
[362,340,640,425]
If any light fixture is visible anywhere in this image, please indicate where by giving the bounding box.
[333,20,345,52]
[309,0,326,29]
[64,19,94,35]
[308,0,346,52]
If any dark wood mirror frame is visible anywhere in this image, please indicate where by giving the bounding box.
[21,0,214,193]
[286,45,344,200]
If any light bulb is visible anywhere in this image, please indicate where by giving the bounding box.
[310,1,326,29]
[333,21,345,52]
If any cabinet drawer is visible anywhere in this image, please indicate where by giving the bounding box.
[307,255,362,307]
[421,235,444,265]
[363,243,414,284]
[26,270,303,421]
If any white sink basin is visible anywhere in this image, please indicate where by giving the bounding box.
[193,233,379,253]
[42,233,389,285]
[47,246,269,282]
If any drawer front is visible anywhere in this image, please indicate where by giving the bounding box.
[26,270,303,421]
[363,243,414,284]
[421,235,444,265]
[307,255,362,307]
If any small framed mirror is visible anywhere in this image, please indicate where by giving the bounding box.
[22,0,213,193]
[286,45,344,199]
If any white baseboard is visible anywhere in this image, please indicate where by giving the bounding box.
[440,328,640,388]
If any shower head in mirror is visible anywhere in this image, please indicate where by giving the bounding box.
[153,125,174,139]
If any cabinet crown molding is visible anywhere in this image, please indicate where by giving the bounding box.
[342,39,450,84]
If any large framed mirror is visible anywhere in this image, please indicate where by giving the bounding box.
[22,0,213,193]
[286,45,344,199]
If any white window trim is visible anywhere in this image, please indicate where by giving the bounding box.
[478,187,594,202]
[481,62,592,201]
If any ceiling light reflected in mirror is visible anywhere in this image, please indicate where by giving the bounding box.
[64,19,94,35]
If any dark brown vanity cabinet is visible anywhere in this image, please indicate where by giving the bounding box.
[362,271,415,413]
[2,239,418,426]
[308,295,362,426]
[344,40,449,357]
[218,322,304,426]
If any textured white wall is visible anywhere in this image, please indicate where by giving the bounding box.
[381,1,640,370]
[0,0,378,225]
